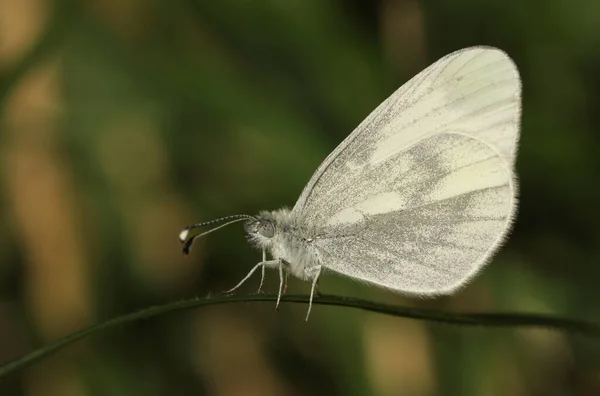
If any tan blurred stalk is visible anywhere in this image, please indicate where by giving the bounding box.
[380,0,427,74]
[364,315,436,396]
[0,1,91,396]
[192,309,290,396]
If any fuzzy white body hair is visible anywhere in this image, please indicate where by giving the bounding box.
[246,209,322,280]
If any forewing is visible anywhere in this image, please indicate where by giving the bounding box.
[311,133,515,294]
[293,46,520,226]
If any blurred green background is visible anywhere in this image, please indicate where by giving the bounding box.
[1,0,600,395]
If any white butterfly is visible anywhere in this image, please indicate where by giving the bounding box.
[180,46,521,320]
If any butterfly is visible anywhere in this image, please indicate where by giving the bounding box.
[180,46,521,320]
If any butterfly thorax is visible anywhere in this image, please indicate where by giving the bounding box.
[245,208,321,279]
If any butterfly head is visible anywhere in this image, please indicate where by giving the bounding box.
[245,212,277,250]
[244,209,293,251]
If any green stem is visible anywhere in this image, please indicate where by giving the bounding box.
[1,293,598,378]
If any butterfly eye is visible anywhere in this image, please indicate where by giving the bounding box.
[257,221,274,238]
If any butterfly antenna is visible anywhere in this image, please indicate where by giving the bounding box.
[179,214,255,256]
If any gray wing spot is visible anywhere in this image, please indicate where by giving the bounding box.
[309,134,515,294]
[300,133,511,227]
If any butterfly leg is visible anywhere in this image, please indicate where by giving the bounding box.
[257,250,267,293]
[314,279,321,298]
[224,259,280,294]
[275,260,284,310]
[275,259,291,310]
[305,265,322,321]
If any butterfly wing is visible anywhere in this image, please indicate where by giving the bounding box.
[292,47,521,294]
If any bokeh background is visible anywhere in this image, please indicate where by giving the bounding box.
[1,1,600,395]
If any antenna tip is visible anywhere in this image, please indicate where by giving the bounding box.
[182,239,193,256]
[178,228,190,243]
